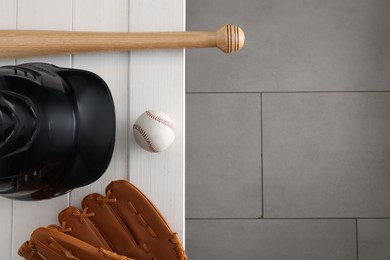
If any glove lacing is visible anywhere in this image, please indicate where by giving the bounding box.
[169,232,188,260]
[56,189,188,260]
[48,237,79,260]
[99,248,136,260]
[72,206,95,222]
[49,222,72,233]
[98,189,188,260]
[96,189,118,209]
[49,222,135,260]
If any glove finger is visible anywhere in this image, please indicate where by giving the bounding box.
[24,227,129,260]
[58,206,113,251]
[104,180,187,260]
[18,240,46,260]
[81,192,149,259]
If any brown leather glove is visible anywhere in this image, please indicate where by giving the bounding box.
[18,180,187,260]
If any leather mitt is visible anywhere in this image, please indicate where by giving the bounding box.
[18,180,187,260]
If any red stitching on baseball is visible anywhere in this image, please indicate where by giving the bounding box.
[133,124,158,153]
[146,111,176,133]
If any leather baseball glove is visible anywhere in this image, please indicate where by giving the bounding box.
[18,180,187,260]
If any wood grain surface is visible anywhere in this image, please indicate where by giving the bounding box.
[0,0,185,259]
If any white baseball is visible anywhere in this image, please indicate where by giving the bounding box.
[133,110,176,153]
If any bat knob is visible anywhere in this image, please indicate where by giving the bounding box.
[216,25,245,53]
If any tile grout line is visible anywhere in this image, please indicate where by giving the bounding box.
[186,90,390,94]
[185,217,390,220]
[260,93,265,218]
[356,219,359,260]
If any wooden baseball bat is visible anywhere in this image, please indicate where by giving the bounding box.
[0,25,244,58]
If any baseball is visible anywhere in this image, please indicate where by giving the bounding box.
[133,110,176,153]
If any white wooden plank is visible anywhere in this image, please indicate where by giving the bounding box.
[0,0,16,28]
[17,0,71,30]
[12,1,72,259]
[70,0,130,205]
[72,0,128,32]
[0,1,16,258]
[129,0,186,241]
[16,0,72,64]
[130,0,185,32]
[0,0,16,65]
[0,198,12,260]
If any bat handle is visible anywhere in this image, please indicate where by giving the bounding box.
[170,25,245,53]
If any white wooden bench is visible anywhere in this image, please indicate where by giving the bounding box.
[0,1,185,258]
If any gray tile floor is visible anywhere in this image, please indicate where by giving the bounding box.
[186,0,390,259]
[186,94,262,219]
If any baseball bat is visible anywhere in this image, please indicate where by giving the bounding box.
[0,25,244,58]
